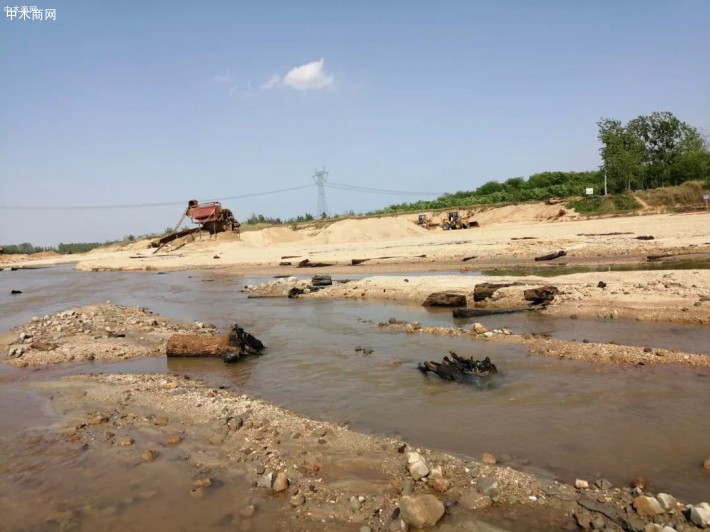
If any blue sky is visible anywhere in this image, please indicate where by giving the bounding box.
[1,1,709,246]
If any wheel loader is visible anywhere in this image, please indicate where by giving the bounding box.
[441,211,467,230]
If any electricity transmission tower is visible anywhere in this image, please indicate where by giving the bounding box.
[312,167,329,217]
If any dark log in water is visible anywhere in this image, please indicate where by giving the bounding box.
[422,292,467,307]
[166,324,264,362]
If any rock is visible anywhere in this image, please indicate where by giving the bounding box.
[399,495,445,529]
[595,479,613,490]
[633,495,664,517]
[401,479,414,495]
[481,452,497,465]
[476,476,499,498]
[459,490,492,510]
[290,493,306,507]
[272,472,289,492]
[257,472,274,489]
[656,493,677,512]
[472,323,488,335]
[643,525,677,532]
[483,331,494,338]
[429,465,443,479]
[118,437,134,446]
[407,452,429,480]
[575,479,589,489]
[689,502,710,527]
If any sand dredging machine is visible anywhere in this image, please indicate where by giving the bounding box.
[151,199,240,253]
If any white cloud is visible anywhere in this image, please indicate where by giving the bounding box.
[260,73,281,90]
[213,71,230,83]
[283,59,334,90]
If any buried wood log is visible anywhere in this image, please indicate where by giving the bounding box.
[461,255,478,262]
[635,235,655,240]
[298,258,333,268]
[351,258,369,265]
[422,292,467,307]
[418,352,497,382]
[647,253,674,261]
[523,285,559,305]
[166,324,264,362]
[473,282,515,302]
[534,250,567,261]
[577,232,634,237]
[452,306,530,318]
[511,236,539,241]
[279,262,292,266]
[311,275,332,287]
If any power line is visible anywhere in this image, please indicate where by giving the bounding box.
[326,181,443,197]
[0,184,316,211]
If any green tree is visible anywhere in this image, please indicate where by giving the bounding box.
[597,118,645,193]
[627,111,706,187]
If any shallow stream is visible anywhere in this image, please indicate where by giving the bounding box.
[1,266,709,505]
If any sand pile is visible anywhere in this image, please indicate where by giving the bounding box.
[465,203,576,225]
[312,217,430,244]
[241,226,304,246]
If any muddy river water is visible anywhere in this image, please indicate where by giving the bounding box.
[1,266,709,512]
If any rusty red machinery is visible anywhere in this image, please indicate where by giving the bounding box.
[186,199,240,234]
[152,199,240,253]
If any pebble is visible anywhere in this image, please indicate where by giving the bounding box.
[272,472,289,492]
[349,496,362,512]
[164,434,183,446]
[142,449,158,462]
[239,505,256,518]
[399,495,445,529]
[290,493,306,507]
[401,479,414,495]
[575,479,589,489]
[481,452,497,465]
[118,437,135,446]
[431,477,450,493]
[476,476,499,498]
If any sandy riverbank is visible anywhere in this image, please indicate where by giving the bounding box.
[0,371,705,531]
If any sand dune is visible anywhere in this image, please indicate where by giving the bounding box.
[311,217,430,244]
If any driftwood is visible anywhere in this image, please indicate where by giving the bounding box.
[524,286,559,305]
[298,259,333,268]
[452,307,530,318]
[511,237,539,241]
[577,232,634,237]
[422,292,467,307]
[351,254,427,266]
[418,351,497,382]
[281,255,299,259]
[635,235,655,240]
[166,324,264,363]
[473,283,514,302]
[11,290,22,295]
[462,256,478,262]
[534,250,567,261]
[279,261,292,266]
